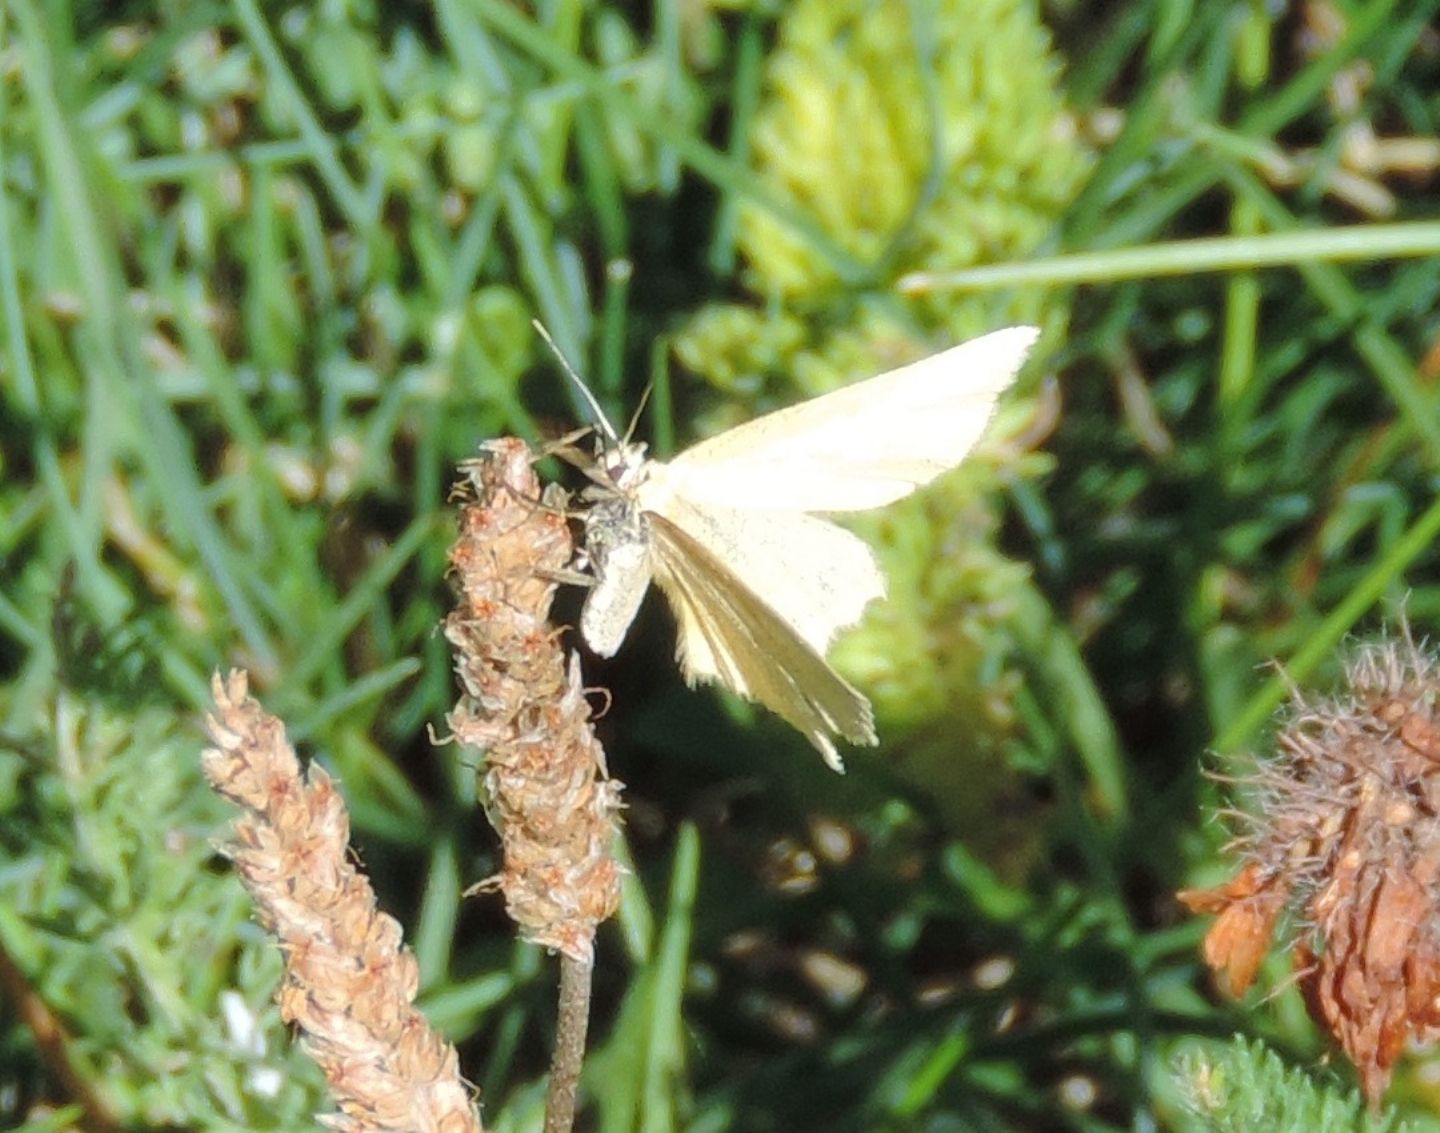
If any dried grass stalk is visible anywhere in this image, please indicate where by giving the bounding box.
[444,438,623,964]
[203,670,482,1133]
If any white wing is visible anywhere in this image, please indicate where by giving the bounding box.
[659,326,1038,513]
[640,491,885,659]
[647,513,876,770]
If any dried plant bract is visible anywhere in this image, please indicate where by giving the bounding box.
[1180,627,1440,1102]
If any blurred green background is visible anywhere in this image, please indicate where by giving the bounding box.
[2,0,1440,1129]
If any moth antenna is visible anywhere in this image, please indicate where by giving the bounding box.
[532,319,620,447]
[621,381,655,447]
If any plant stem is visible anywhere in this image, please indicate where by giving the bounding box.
[544,954,594,1133]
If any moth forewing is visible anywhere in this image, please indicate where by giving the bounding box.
[657,325,1039,513]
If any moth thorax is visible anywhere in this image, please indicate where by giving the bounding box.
[584,496,649,556]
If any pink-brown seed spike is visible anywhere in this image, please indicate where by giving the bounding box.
[443,438,623,965]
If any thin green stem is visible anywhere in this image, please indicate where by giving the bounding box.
[1215,492,1440,754]
[899,222,1440,292]
[231,0,372,226]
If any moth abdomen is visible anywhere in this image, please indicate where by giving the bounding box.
[579,496,655,658]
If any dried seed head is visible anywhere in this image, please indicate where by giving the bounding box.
[444,439,623,964]
[203,671,482,1133]
[1180,625,1440,1102]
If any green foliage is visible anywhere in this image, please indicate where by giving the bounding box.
[1172,1037,1440,1133]
[1,0,1439,1130]
[0,692,326,1129]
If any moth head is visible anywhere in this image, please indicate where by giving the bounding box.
[597,440,650,492]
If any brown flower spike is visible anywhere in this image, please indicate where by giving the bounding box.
[203,671,482,1133]
[1180,629,1440,1102]
[443,438,623,964]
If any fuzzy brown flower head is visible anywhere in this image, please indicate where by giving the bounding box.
[444,439,623,965]
[203,670,482,1133]
[1180,629,1440,1102]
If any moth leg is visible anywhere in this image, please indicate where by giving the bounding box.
[537,425,595,456]
[538,564,594,588]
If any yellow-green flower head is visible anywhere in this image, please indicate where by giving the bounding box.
[737,0,1087,304]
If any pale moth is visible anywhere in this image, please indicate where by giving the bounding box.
[571,326,1039,771]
